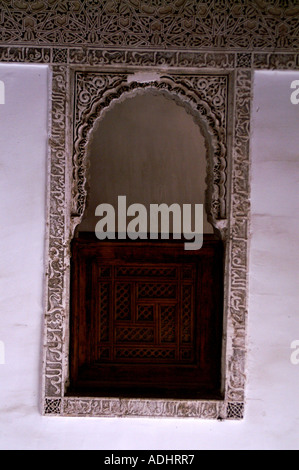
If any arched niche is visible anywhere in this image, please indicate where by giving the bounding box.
[68,83,226,401]
[77,90,214,236]
[70,76,228,240]
[43,68,251,421]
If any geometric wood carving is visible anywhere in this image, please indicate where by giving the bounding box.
[68,236,224,400]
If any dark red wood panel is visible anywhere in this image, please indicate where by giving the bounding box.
[68,236,224,399]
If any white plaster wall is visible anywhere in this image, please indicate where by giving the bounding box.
[0,65,298,450]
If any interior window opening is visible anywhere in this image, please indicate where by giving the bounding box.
[67,91,224,400]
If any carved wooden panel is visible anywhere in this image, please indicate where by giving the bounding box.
[69,236,224,400]
[96,262,195,364]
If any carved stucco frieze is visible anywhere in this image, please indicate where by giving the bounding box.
[0,46,299,71]
[43,66,68,399]
[62,397,222,419]
[225,70,252,403]
[1,0,299,50]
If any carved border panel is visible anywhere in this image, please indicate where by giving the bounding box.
[43,65,68,401]
[39,54,253,419]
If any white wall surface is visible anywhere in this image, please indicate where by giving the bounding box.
[0,65,298,450]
